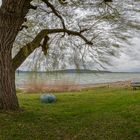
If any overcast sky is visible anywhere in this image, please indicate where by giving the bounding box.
[108,37,140,72]
[0,1,140,72]
[19,37,140,72]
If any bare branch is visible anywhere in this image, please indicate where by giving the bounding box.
[42,0,66,29]
[29,4,37,10]
[12,28,93,70]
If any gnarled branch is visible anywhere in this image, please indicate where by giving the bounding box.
[12,28,93,70]
[42,0,66,29]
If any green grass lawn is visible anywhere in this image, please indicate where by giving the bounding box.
[0,88,140,140]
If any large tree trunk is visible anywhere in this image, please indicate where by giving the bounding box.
[0,1,31,110]
[0,25,20,110]
[0,49,19,110]
[0,14,23,111]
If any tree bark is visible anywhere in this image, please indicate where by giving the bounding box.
[0,0,33,111]
[0,12,23,110]
[0,18,19,110]
[0,49,19,110]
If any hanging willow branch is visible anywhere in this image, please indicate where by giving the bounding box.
[12,28,93,70]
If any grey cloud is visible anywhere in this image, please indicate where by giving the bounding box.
[108,37,140,72]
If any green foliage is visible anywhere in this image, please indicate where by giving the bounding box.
[0,88,140,140]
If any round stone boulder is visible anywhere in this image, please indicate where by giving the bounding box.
[40,94,56,103]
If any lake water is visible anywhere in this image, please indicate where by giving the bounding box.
[15,72,140,87]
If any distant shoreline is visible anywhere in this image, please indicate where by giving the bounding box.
[79,80,131,89]
[16,69,111,74]
[16,70,140,74]
[17,80,132,93]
